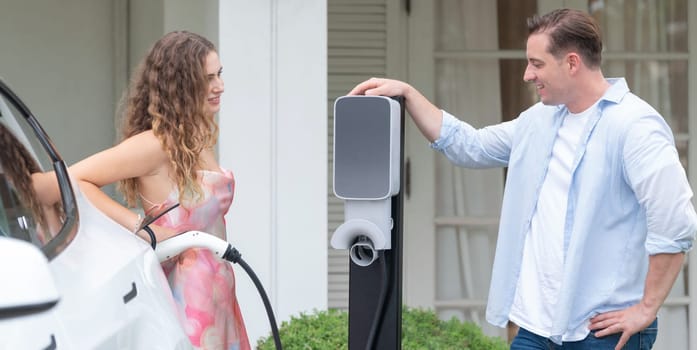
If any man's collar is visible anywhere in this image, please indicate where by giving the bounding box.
[600,78,630,104]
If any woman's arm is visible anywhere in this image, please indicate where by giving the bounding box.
[70,130,177,241]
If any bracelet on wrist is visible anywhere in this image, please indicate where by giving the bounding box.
[133,214,144,234]
[141,225,157,250]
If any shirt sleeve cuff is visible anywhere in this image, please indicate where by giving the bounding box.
[645,232,695,255]
[431,110,460,151]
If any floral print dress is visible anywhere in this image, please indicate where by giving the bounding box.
[144,169,250,350]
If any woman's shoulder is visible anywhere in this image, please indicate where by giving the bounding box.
[119,130,166,157]
[107,130,170,176]
[126,129,159,145]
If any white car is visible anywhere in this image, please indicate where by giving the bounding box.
[0,78,192,349]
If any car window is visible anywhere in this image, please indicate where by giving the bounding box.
[0,81,77,259]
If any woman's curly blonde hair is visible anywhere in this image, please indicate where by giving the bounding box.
[118,31,219,207]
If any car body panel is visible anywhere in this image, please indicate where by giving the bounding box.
[48,188,190,349]
[0,79,191,349]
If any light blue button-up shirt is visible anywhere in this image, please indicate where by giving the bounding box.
[431,78,696,342]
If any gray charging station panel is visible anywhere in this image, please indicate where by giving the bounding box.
[334,96,394,200]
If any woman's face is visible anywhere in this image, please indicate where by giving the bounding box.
[204,51,224,116]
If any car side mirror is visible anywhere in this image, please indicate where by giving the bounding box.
[0,237,59,319]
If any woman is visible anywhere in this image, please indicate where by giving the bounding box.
[57,31,249,349]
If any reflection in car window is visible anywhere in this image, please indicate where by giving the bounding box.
[0,95,64,246]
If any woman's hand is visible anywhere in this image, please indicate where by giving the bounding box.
[135,223,178,247]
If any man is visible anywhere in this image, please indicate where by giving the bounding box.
[349,8,696,350]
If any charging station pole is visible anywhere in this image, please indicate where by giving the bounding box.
[331,96,404,350]
[349,108,403,350]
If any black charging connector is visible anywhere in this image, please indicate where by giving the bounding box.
[223,246,283,350]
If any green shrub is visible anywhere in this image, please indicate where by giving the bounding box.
[256,306,508,350]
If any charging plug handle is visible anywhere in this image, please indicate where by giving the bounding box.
[221,245,241,264]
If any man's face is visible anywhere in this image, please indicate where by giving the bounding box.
[523,32,571,106]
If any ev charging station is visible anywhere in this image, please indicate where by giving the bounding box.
[331,95,404,350]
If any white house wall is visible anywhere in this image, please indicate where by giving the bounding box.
[218,1,328,345]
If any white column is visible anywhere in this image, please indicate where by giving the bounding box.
[688,1,697,349]
[404,0,436,310]
[218,0,328,344]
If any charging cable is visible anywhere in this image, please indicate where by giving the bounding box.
[364,250,389,350]
[222,245,282,350]
[155,231,283,350]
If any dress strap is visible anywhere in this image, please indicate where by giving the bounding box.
[139,192,164,213]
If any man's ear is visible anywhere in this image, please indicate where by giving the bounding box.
[567,53,581,74]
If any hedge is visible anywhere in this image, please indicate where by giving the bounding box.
[256,306,508,350]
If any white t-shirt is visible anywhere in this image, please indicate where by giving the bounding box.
[509,104,595,341]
